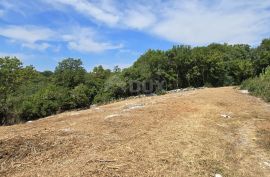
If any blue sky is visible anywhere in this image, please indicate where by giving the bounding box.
[0,0,270,71]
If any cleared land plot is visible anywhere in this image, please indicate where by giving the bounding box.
[0,87,269,177]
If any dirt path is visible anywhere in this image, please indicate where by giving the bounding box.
[0,87,269,177]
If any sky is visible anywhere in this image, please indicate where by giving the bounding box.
[0,0,270,71]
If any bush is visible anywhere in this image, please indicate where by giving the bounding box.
[104,75,127,99]
[70,84,91,109]
[241,66,270,102]
[93,92,114,104]
[19,85,68,120]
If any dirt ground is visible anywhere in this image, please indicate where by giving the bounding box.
[0,87,269,177]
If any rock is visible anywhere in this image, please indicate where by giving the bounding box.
[146,93,157,97]
[105,114,120,120]
[166,89,183,94]
[124,103,145,111]
[221,114,231,119]
[263,161,270,168]
[61,128,72,132]
[27,121,33,123]
[167,87,206,93]
[215,174,222,177]
[90,104,101,110]
[90,104,97,108]
[240,90,249,94]
[175,89,182,92]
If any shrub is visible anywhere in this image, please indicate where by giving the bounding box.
[70,84,91,109]
[93,92,113,104]
[104,75,127,99]
[19,85,68,120]
[241,66,270,102]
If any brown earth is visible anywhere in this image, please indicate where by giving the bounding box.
[0,87,270,177]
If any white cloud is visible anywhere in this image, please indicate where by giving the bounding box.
[62,27,123,53]
[0,26,54,50]
[0,25,122,53]
[44,0,270,45]
[122,7,156,30]
[1,0,270,54]
[22,42,52,51]
[44,0,156,29]
[68,39,122,53]
[150,0,270,45]
[49,0,119,26]
[0,0,28,16]
[0,26,54,43]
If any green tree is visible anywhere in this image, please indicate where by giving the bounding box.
[54,58,86,88]
[254,39,270,75]
[70,84,91,108]
[0,57,38,124]
[104,74,127,99]
[19,85,67,120]
[0,57,22,96]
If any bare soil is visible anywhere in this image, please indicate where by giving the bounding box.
[0,87,269,177]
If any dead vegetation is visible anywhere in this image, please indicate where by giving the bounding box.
[0,87,269,177]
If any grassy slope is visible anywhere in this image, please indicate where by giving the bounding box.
[0,87,269,177]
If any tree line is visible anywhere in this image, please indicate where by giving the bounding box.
[1,39,270,125]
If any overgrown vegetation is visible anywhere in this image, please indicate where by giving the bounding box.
[241,66,270,102]
[1,39,270,125]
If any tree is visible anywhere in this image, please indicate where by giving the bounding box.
[0,57,37,124]
[70,84,91,109]
[85,65,111,100]
[113,66,121,73]
[254,39,270,75]
[103,74,127,99]
[41,70,54,77]
[54,58,86,88]
[166,45,192,88]
[0,57,23,96]
[19,85,67,120]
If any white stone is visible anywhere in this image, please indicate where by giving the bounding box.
[105,114,120,120]
[221,114,231,119]
[62,128,72,132]
[124,104,145,111]
[263,161,270,167]
[215,174,222,177]
[240,90,249,94]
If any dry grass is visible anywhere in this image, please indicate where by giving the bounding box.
[0,87,269,177]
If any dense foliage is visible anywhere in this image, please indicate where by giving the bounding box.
[241,66,270,102]
[1,39,270,125]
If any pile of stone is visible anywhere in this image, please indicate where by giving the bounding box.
[166,87,206,94]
